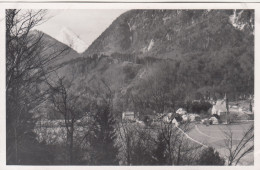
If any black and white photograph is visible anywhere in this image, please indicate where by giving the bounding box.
[0,1,259,168]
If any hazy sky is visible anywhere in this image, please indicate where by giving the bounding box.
[35,9,128,46]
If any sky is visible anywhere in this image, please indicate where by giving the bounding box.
[34,9,128,46]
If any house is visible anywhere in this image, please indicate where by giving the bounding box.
[174,115,183,122]
[182,114,189,122]
[208,97,216,105]
[162,112,174,123]
[188,114,201,122]
[209,116,219,125]
[211,96,234,124]
[171,115,183,127]
[122,111,135,121]
[202,118,210,125]
[180,113,201,122]
[211,99,227,115]
[162,112,183,127]
[176,108,187,115]
[211,99,229,123]
[172,118,180,127]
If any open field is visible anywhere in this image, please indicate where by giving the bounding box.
[187,121,254,165]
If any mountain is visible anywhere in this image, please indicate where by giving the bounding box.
[30,30,80,66]
[83,10,254,58]
[56,27,88,53]
[52,9,254,116]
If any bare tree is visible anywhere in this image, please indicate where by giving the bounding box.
[116,118,203,165]
[157,119,203,165]
[118,124,152,165]
[116,121,133,165]
[6,9,69,164]
[223,124,254,165]
[48,77,83,164]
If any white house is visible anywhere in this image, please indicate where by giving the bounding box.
[163,112,174,123]
[188,113,201,122]
[211,99,230,123]
[122,111,135,121]
[172,118,179,127]
[182,114,189,122]
[176,108,187,115]
[211,99,227,116]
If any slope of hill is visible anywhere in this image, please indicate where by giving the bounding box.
[50,9,254,116]
[83,10,254,58]
[30,30,80,68]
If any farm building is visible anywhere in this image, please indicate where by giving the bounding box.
[122,111,135,121]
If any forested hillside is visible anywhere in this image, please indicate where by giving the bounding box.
[56,9,254,116]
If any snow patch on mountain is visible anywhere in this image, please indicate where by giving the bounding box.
[56,27,88,53]
[229,10,246,31]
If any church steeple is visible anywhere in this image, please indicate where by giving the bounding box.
[224,93,230,124]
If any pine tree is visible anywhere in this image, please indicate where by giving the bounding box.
[197,147,225,165]
[130,129,154,165]
[89,104,119,165]
[152,132,169,165]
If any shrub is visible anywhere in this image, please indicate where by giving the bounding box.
[191,101,212,114]
[197,147,225,165]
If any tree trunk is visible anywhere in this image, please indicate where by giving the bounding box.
[126,136,131,165]
[14,126,18,164]
[167,140,172,164]
[176,143,182,165]
[69,124,74,164]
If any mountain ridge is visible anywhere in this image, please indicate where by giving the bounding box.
[56,27,88,53]
[30,30,81,67]
[83,9,254,58]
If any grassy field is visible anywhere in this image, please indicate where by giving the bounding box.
[187,121,254,165]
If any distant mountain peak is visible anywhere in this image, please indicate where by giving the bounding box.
[56,27,88,53]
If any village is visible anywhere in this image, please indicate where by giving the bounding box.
[120,96,254,165]
[5,7,255,166]
[35,95,254,143]
[122,96,254,127]
[33,95,254,165]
